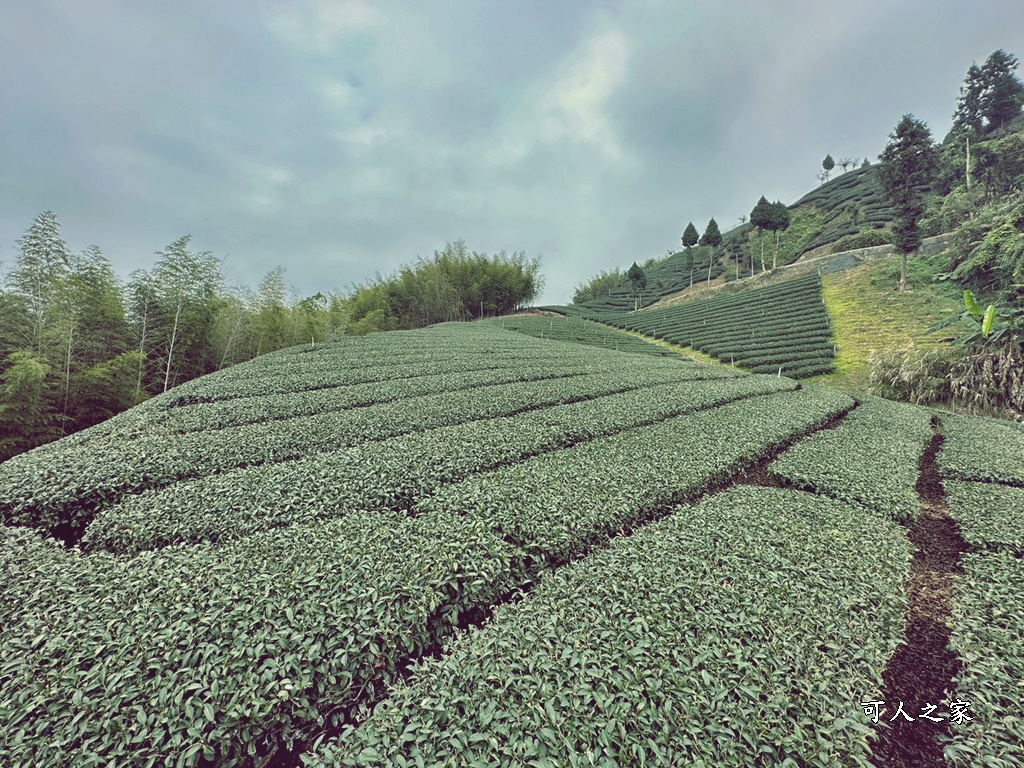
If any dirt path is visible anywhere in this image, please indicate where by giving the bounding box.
[869,419,968,768]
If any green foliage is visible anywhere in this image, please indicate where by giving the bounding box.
[6,340,680,537]
[1,326,746,546]
[749,195,773,231]
[933,289,1023,345]
[878,115,939,256]
[308,487,907,768]
[829,229,894,253]
[867,345,962,406]
[0,213,354,461]
[0,323,865,767]
[939,185,983,230]
[938,412,1024,486]
[0,216,539,464]
[699,217,722,248]
[7,211,72,356]
[344,240,543,331]
[870,338,1024,418]
[148,235,224,392]
[82,373,771,556]
[946,200,1024,301]
[0,350,55,460]
[982,50,1024,133]
[581,274,835,378]
[681,221,699,249]
[873,272,1024,414]
[574,248,728,312]
[493,316,677,357]
[626,262,647,309]
[790,166,897,255]
[944,480,1024,555]
[69,351,149,429]
[972,133,1024,199]
[419,386,853,566]
[952,50,1024,138]
[0,511,523,768]
[946,550,1024,768]
[953,62,987,136]
[941,484,1024,764]
[770,395,933,523]
[572,268,624,304]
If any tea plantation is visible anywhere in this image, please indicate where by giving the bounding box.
[1,322,1021,768]
[564,273,836,378]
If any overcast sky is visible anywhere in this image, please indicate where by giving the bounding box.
[1,1,1021,304]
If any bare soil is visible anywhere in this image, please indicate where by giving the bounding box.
[869,422,968,768]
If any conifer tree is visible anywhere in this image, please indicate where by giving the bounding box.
[681,222,699,287]
[878,115,938,291]
[626,262,647,311]
[767,202,792,270]
[699,219,722,285]
[749,196,773,273]
[821,154,835,182]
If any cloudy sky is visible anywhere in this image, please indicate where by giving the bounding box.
[1,1,1021,304]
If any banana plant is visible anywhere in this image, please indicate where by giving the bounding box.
[929,290,1022,345]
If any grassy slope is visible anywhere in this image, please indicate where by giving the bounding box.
[617,327,736,368]
[809,253,961,391]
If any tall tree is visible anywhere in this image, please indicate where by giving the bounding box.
[251,266,289,357]
[953,51,1024,137]
[681,222,699,288]
[0,350,53,461]
[699,218,722,285]
[149,236,223,392]
[981,49,1024,133]
[952,62,987,136]
[749,196,773,273]
[821,154,835,183]
[573,268,623,304]
[210,288,253,369]
[626,262,647,311]
[766,202,792,270]
[7,211,71,355]
[51,246,130,433]
[878,114,939,291]
[126,270,158,398]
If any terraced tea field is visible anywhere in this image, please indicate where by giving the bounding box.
[557,273,837,379]
[1,322,1021,768]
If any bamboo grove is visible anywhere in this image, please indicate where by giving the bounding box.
[0,213,542,461]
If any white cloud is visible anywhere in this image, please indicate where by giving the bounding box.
[484,24,633,169]
[321,79,357,108]
[333,125,390,146]
[542,27,631,160]
[267,0,387,52]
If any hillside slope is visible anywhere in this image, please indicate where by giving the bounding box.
[815,254,962,390]
[570,164,900,312]
[2,324,1023,766]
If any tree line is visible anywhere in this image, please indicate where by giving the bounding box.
[0,216,541,461]
[341,240,543,334]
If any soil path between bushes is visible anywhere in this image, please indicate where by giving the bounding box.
[869,419,968,768]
